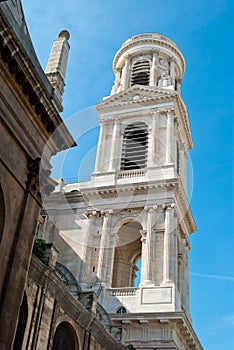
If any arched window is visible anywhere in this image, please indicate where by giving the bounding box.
[0,184,5,244]
[131,59,150,86]
[117,306,127,314]
[53,323,76,350]
[121,123,148,171]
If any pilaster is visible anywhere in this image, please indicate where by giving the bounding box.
[165,111,175,165]
[94,121,107,173]
[150,49,159,86]
[109,118,121,172]
[163,203,176,284]
[121,55,130,90]
[97,210,113,283]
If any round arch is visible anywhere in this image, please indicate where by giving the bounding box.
[52,322,78,350]
[114,216,144,234]
[112,219,143,288]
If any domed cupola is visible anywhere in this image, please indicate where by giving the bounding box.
[110,33,185,95]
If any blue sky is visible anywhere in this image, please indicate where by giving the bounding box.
[21,1,233,349]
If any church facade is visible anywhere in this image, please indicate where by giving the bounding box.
[0,1,121,349]
[42,33,203,349]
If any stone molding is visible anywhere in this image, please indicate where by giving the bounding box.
[0,18,75,152]
[113,35,185,77]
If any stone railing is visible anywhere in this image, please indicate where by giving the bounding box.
[118,169,145,179]
[109,287,138,296]
[122,33,177,48]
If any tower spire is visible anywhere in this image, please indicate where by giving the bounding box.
[45,30,70,104]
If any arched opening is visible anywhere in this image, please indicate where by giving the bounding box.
[112,221,142,288]
[131,59,150,86]
[134,257,142,287]
[0,184,5,244]
[117,306,127,314]
[52,322,76,350]
[13,293,28,350]
[121,123,148,171]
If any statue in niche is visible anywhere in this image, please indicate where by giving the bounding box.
[158,71,172,87]
[157,58,172,87]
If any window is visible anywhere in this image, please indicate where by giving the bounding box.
[53,323,76,350]
[121,123,148,171]
[117,306,127,314]
[131,59,150,86]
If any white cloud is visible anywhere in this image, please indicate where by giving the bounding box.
[190,272,234,281]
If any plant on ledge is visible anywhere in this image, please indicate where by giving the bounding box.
[32,238,47,260]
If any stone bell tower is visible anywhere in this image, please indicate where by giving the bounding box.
[76,33,203,349]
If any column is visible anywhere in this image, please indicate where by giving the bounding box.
[148,112,157,166]
[80,212,96,283]
[169,60,175,88]
[163,204,175,284]
[150,50,159,86]
[94,121,106,172]
[121,55,130,90]
[97,210,113,282]
[141,207,157,284]
[140,230,147,284]
[109,119,121,171]
[165,112,175,164]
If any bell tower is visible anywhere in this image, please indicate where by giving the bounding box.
[76,33,202,349]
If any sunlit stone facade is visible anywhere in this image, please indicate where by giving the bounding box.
[43,34,203,349]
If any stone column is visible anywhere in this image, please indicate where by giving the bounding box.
[97,210,113,282]
[80,211,96,284]
[163,204,175,284]
[170,60,175,88]
[94,121,106,172]
[121,55,130,90]
[140,230,147,284]
[165,112,175,164]
[109,119,121,172]
[140,206,157,284]
[150,50,159,86]
[148,112,157,166]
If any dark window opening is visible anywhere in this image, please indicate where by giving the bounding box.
[117,307,127,314]
[131,60,150,86]
[121,123,148,171]
[52,323,76,350]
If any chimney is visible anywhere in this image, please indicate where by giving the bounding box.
[45,30,70,104]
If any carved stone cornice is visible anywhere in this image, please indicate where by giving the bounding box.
[0,15,75,152]
[113,34,185,77]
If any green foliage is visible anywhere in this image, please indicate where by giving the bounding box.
[127,345,135,350]
[33,238,47,259]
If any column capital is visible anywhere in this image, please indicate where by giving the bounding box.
[162,203,175,210]
[166,110,175,118]
[144,205,158,212]
[140,229,147,243]
[101,209,114,216]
